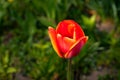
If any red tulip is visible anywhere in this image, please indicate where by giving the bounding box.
[48,20,88,58]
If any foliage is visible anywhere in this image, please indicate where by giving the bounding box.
[0,0,120,80]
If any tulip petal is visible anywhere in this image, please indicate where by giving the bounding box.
[56,20,85,40]
[57,34,75,54]
[56,21,73,38]
[63,36,75,49]
[65,36,88,58]
[48,27,64,58]
[72,21,85,40]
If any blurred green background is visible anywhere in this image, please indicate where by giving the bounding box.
[0,0,120,80]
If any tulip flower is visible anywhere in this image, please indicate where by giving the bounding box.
[48,20,88,58]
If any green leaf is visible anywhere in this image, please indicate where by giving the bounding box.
[7,67,16,74]
[38,17,56,27]
[82,15,96,28]
[3,51,9,65]
[0,66,4,73]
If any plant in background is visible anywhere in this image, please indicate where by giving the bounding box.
[48,20,88,80]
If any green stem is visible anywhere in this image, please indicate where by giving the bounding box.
[67,58,73,80]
